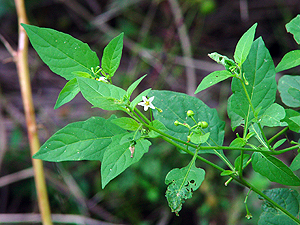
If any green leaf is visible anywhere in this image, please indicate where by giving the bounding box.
[190,132,210,145]
[234,154,250,171]
[165,161,205,215]
[275,50,300,72]
[273,139,287,150]
[290,154,300,171]
[101,137,151,188]
[278,75,300,108]
[260,103,288,127]
[252,152,300,186]
[54,78,79,109]
[33,116,126,162]
[126,74,147,98]
[220,170,234,176]
[111,117,140,131]
[194,70,233,94]
[77,77,126,111]
[101,33,124,77]
[286,15,300,44]
[282,109,300,133]
[151,90,225,155]
[130,88,152,108]
[228,38,277,125]
[229,137,246,148]
[249,123,268,148]
[234,23,258,66]
[22,24,99,80]
[258,188,300,225]
[290,116,300,128]
[148,120,167,138]
[208,52,236,71]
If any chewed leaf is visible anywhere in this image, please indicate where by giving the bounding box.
[195,70,233,94]
[22,24,99,80]
[54,78,79,109]
[165,162,205,215]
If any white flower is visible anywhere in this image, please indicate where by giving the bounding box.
[138,96,155,111]
[96,77,108,83]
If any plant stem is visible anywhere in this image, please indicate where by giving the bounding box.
[268,127,289,144]
[14,1,52,224]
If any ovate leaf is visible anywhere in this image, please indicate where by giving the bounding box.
[278,75,300,108]
[228,38,277,125]
[22,24,99,80]
[101,137,151,188]
[101,33,124,77]
[282,109,300,133]
[252,152,300,186]
[33,116,126,162]
[286,15,300,44]
[260,103,287,127]
[275,50,300,72]
[54,78,79,109]
[290,154,300,171]
[195,70,233,94]
[151,90,225,155]
[111,117,140,131]
[77,77,126,111]
[234,23,258,66]
[165,161,205,215]
[258,188,300,225]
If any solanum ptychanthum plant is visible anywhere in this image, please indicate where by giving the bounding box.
[22,15,300,223]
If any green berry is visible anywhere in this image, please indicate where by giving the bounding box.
[200,121,208,128]
[187,110,195,117]
[174,120,180,126]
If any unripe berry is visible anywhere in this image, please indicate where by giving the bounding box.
[187,110,195,117]
[200,121,208,128]
[174,120,180,126]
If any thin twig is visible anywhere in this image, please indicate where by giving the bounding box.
[0,213,125,225]
[168,0,196,96]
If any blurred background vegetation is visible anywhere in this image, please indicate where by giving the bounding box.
[0,0,300,224]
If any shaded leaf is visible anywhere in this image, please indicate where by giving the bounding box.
[282,109,300,133]
[111,117,140,131]
[33,116,126,162]
[252,152,300,186]
[234,154,250,171]
[54,78,79,109]
[278,75,300,108]
[77,77,126,111]
[258,188,300,225]
[290,154,300,171]
[22,24,99,80]
[101,137,151,188]
[165,162,205,215]
[260,103,287,127]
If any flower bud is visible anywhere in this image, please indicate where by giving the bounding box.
[187,110,195,117]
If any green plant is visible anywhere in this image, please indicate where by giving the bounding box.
[22,14,300,224]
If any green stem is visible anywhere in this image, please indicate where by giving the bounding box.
[242,178,300,224]
[268,127,289,145]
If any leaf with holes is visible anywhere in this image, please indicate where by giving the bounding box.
[165,161,205,215]
[22,24,99,80]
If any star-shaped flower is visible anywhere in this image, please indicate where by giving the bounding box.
[138,96,155,111]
